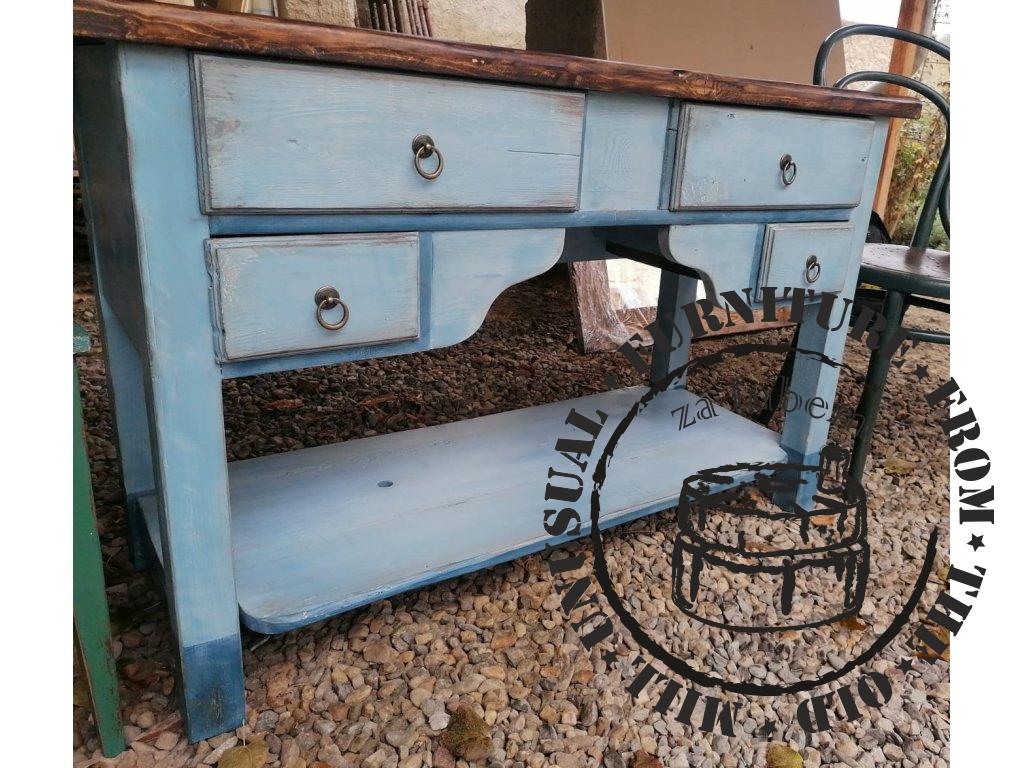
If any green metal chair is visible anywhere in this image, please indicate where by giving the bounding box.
[74,323,126,757]
[759,25,949,481]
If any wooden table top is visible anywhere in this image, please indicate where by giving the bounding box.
[74,0,920,119]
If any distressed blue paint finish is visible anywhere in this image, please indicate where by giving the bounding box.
[430,229,564,347]
[209,207,854,237]
[671,104,876,210]
[75,35,895,743]
[74,46,149,353]
[779,119,891,508]
[218,228,565,377]
[579,92,669,211]
[101,44,244,741]
[179,637,248,742]
[600,223,763,304]
[650,272,699,387]
[758,222,856,298]
[207,233,421,361]
[193,54,585,213]
[142,386,785,633]
[663,224,763,301]
[75,46,157,570]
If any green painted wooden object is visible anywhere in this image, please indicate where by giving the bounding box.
[74,323,126,757]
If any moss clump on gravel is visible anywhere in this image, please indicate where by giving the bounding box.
[440,705,491,762]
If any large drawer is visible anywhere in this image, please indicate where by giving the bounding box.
[670,105,875,210]
[207,233,420,362]
[757,223,856,298]
[192,55,585,213]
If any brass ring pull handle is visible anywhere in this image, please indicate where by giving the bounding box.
[314,286,350,331]
[412,134,444,180]
[780,154,798,186]
[805,255,821,284]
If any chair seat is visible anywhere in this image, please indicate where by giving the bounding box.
[859,243,950,299]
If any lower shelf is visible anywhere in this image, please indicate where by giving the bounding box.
[141,386,785,634]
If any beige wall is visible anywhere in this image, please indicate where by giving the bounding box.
[279,0,357,26]
[601,0,845,83]
[426,0,527,49]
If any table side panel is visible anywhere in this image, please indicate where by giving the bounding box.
[74,45,148,353]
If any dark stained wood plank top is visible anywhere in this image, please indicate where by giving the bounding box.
[74,0,921,119]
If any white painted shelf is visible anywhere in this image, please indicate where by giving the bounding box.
[142,386,785,633]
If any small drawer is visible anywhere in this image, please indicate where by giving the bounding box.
[670,105,875,210]
[757,223,856,297]
[192,55,585,213]
[207,233,420,362]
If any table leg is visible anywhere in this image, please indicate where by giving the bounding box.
[779,305,849,509]
[114,45,245,742]
[95,303,154,570]
[650,271,699,387]
[140,352,245,741]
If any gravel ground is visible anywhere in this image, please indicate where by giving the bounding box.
[73,260,950,768]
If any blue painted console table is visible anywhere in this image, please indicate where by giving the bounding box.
[73,0,918,741]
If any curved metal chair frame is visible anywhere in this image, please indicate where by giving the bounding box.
[759,24,950,481]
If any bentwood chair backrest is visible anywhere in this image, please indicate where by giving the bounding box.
[814,24,949,249]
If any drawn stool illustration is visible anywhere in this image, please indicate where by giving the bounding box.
[672,444,869,632]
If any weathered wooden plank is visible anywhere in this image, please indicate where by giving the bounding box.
[73,0,921,118]
[662,224,763,300]
[671,105,876,210]
[193,54,584,212]
[207,233,421,361]
[207,207,856,238]
[579,92,669,212]
[140,386,786,633]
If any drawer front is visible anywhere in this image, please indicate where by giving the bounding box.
[192,55,585,213]
[758,223,856,297]
[207,233,420,361]
[670,105,875,210]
